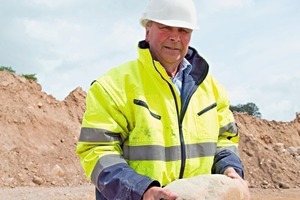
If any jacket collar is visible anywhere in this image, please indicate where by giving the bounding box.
[138,40,209,85]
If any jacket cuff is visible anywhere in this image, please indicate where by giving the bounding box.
[97,163,160,199]
[211,149,244,178]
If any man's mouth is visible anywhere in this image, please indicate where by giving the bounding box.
[165,46,180,50]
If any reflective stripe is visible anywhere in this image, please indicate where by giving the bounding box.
[91,154,126,185]
[187,142,217,158]
[219,122,238,135]
[79,127,122,143]
[123,142,216,161]
[216,146,239,155]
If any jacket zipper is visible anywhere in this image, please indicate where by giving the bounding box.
[152,60,186,180]
[168,83,186,179]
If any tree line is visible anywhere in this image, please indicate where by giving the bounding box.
[230,102,262,118]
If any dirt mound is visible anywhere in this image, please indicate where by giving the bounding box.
[0,71,88,187]
[0,71,299,189]
[237,113,300,189]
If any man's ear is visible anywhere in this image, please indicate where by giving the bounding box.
[145,28,150,42]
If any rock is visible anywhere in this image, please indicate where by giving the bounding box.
[37,102,43,108]
[164,174,249,200]
[296,112,300,122]
[51,164,65,177]
[279,182,290,189]
[273,143,285,153]
[262,180,269,185]
[286,146,300,156]
[32,176,43,185]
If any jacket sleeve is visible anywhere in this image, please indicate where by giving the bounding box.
[76,80,159,199]
[209,76,244,178]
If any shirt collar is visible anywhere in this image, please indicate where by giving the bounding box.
[172,58,192,79]
[180,58,192,75]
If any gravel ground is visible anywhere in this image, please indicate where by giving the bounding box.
[0,185,300,200]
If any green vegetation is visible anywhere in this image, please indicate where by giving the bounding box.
[0,66,15,73]
[21,73,37,81]
[230,102,262,118]
[0,66,38,81]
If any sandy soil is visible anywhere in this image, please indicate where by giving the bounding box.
[0,185,299,200]
[250,188,300,200]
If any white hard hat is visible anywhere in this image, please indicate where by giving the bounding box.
[140,0,199,30]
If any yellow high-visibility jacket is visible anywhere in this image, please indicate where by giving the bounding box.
[76,41,243,200]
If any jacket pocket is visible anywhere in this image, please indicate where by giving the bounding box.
[133,99,161,120]
[197,102,217,116]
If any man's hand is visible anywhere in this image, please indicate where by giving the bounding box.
[224,167,250,199]
[142,186,178,200]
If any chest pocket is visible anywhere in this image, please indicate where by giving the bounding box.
[133,99,161,120]
[197,103,217,116]
[186,96,219,142]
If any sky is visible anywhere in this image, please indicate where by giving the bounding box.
[1,0,299,122]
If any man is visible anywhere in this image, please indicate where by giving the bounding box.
[76,0,249,199]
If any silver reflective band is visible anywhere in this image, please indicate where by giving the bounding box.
[91,154,127,185]
[216,146,239,156]
[219,122,238,136]
[123,142,217,161]
[79,127,122,143]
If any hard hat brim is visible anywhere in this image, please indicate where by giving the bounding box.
[140,18,199,30]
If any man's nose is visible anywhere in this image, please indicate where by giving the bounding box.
[169,30,181,42]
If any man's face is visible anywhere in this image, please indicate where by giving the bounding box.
[145,21,192,68]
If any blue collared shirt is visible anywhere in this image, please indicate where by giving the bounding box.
[170,58,192,95]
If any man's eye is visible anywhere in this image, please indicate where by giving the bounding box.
[160,26,171,30]
[180,28,192,33]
